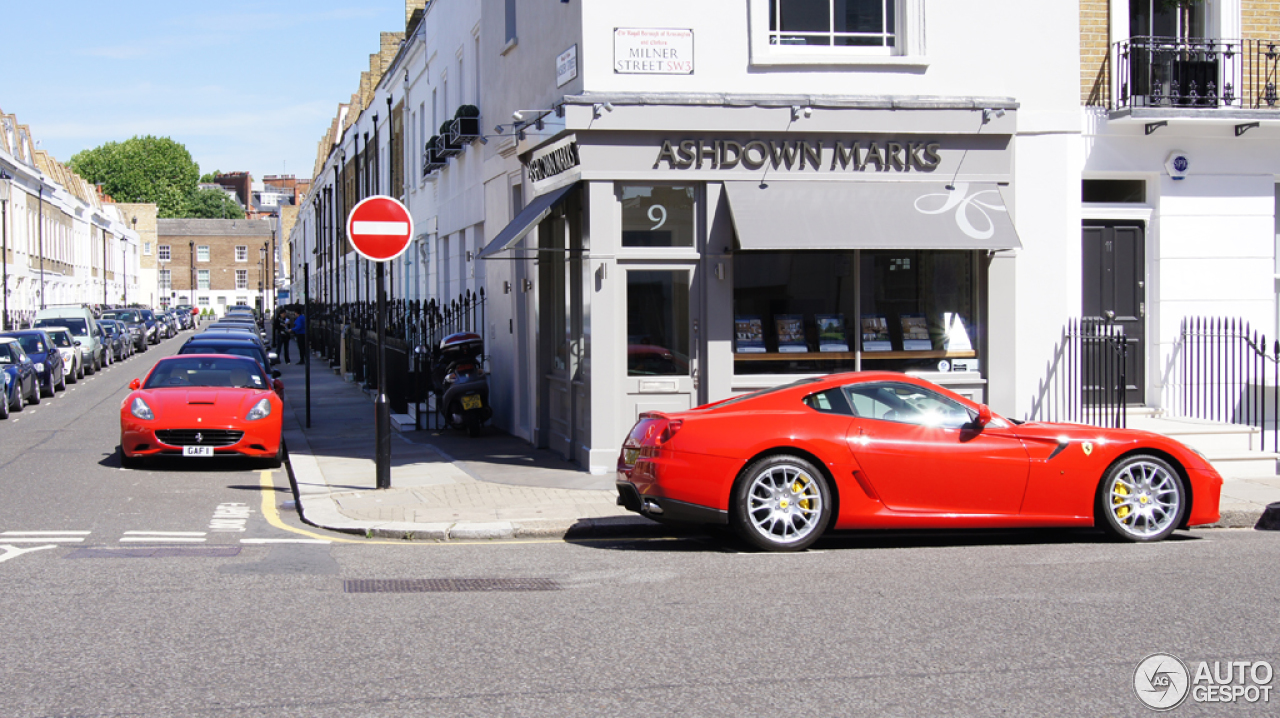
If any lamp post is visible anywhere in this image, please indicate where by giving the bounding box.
[189,240,195,310]
[102,226,108,308]
[258,245,266,314]
[0,169,10,330]
[38,185,44,310]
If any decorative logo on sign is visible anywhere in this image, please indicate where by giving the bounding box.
[913,183,1008,240]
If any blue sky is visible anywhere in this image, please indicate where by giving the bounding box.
[1,1,405,183]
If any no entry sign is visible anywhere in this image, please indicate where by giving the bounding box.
[347,196,414,262]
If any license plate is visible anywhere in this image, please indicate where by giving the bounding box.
[183,446,214,457]
[461,394,483,411]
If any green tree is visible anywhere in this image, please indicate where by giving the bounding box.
[199,171,222,183]
[69,135,201,218]
[183,187,246,219]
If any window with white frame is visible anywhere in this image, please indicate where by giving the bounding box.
[198,297,210,307]
[236,245,248,262]
[158,245,171,261]
[198,269,210,290]
[750,0,924,65]
[235,269,248,289]
[236,296,249,306]
[159,269,171,291]
[143,241,151,255]
[197,245,210,262]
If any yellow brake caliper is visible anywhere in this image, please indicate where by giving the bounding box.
[794,476,811,511]
[1113,481,1131,520]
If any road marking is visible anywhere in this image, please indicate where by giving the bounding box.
[0,545,57,564]
[240,538,331,544]
[0,537,85,543]
[2,531,92,536]
[123,531,207,536]
[209,502,251,532]
[120,537,206,543]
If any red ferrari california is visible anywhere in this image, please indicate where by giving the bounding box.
[120,354,284,468]
[617,372,1223,551]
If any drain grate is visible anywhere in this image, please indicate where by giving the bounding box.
[344,578,561,593]
[64,547,242,559]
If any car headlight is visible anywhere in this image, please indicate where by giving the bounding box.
[35,362,45,372]
[246,397,272,421]
[130,397,154,421]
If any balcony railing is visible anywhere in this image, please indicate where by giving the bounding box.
[1113,37,1279,111]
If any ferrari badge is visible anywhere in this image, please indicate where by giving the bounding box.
[1082,441,1093,456]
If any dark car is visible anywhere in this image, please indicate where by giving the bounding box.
[103,309,149,352]
[187,329,271,354]
[0,336,41,417]
[1,330,66,397]
[138,309,161,344]
[100,319,130,362]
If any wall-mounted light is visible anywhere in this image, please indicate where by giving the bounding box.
[592,102,614,119]
[791,105,812,121]
[466,250,473,262]
[982,107,1006,124]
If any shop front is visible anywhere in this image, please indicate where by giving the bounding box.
[482,102,1022,473]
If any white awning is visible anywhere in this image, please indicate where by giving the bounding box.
[723,181,1022,251]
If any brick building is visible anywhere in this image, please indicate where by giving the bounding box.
[157,219,274,316]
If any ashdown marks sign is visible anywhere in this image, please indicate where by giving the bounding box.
[655,138,942,173]
[525,136,581,184]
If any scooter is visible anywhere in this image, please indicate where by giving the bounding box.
[431,332,492,436]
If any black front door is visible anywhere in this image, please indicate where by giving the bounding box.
[1082,222,1145,405]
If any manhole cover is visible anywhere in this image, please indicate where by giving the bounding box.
[65,547,242,559]
[344,578,561,593]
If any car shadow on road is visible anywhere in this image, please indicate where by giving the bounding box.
[569,526,1207,553]
[99,447,280,475]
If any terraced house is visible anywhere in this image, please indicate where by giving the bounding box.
[0,108,144,328]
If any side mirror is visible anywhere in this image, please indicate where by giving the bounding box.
[273,379,285,397]
[975,404,993,427]
[74,339,83,346]
[129,378,142,390]
[268,352,279,365]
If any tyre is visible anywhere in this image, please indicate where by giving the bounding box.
[1098,455,1187,542]
[266,441,285,469]
[27,378,40,405]
[0,386,9,420]
[731,454,832,552]
[56,369,66,392]
[10,383,24,412]
[94,353,102,372]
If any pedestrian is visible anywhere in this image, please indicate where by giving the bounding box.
[292,311,307,364]
[277,310,292,364]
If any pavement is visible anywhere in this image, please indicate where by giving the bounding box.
[275,348,1280,542]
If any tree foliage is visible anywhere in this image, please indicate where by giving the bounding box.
[69,135,201,218]
[183,187,246,219]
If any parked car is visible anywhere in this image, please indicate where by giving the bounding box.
[178,338,282,396]
[137,308,162,344]
[0,336,40,416]
[1,330,66,397]
[34,305,104,374]
[101,309,148,352]
[615,371,1225,551]
[99,320,131,362]
[41,326,84,383]
[119,354,283,468]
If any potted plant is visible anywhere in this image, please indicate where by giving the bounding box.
[435,121,462,158]
[450,105,482,144]
[424,136,447,172]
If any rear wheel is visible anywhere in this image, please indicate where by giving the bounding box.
[27,378,40,405]
[732,455,832,552]
[55,369,66,391]
[0,386,9,420]
[1098,455,1187,542]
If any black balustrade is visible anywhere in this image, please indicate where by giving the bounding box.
[1114,37,1280,110]
[1026,318,1129,428]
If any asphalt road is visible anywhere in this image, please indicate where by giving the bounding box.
[0,331,1276,717]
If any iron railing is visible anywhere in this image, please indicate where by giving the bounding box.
[306,289,486,431]
[1026,318,1129,428]
[1165,317,1279,452]
[1114,36,1280,110]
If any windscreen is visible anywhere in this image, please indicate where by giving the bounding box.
[46,331,74,348]
[179,344,263,364]
[104,311,139,322]
[35,318,88,336]
[144,357,267,390]
[14,335,45,354]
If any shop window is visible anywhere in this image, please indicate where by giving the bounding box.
[733,250,979,375]
[620,186,695,247]
[750,0,924,65]
[627,270,690,376]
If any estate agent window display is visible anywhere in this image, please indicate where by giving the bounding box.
[732,249,980,376]
[621,185,698,378]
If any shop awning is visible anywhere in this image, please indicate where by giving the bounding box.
[723,181,1022,252]
[478,182,577,259]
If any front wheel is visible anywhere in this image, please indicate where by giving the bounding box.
[1098,455,1187,542]
[732,455,832,552]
